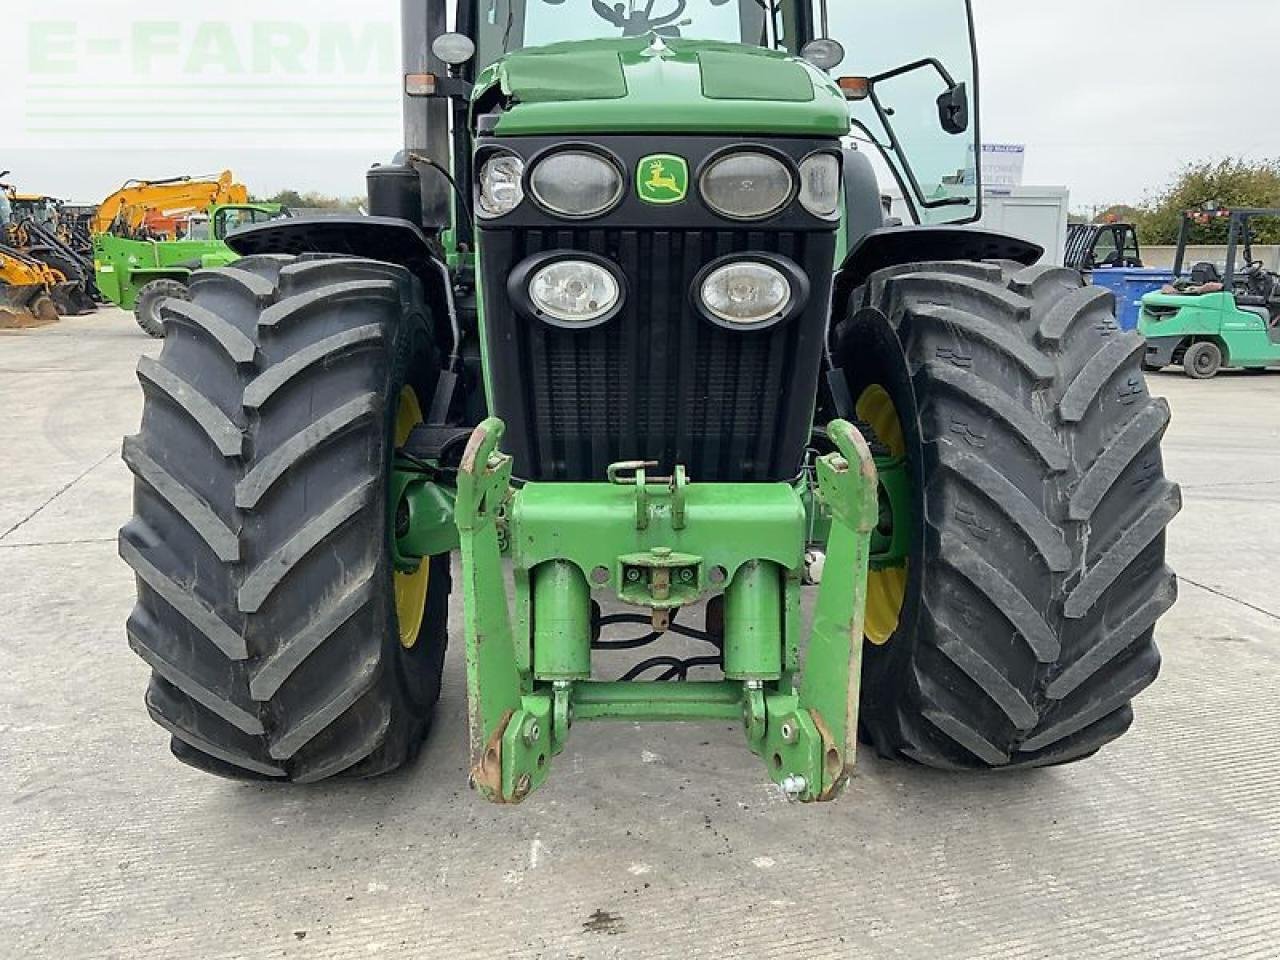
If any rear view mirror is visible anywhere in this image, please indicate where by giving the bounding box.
[936,82,969,134]
[828,0,981,225]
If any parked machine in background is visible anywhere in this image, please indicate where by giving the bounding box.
[118,0,1179,802]
[1141,208,1280,378]
[0,173,98,316]
[1065,221,1144,271]
[1065,221,1177,331]
[92,171,249,239]
[0,185,60,327]
[91,171,286,336]
[58,204,98,256]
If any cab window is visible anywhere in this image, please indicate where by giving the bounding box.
[1092,228,1121,266]
[476,0,772,67]
[819,0,980,225]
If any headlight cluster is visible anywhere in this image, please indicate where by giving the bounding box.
[798,153,841,219]
[516,253,802,331]
[528,260,621,324]
[696,150,839,221]
[479,148,839,221]
[486,146,828,333]
[480,149,624,221]
[529,151,624,219]
[477,153,524,219]
[700,261,792,325]
[700,152,793,220]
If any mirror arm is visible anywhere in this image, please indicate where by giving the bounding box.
[869,57,956,90]
[431,77,475,100]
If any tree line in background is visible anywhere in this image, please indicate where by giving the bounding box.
[1075,158,1280,245]
[249,189,364,212]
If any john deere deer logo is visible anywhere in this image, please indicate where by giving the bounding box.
[637,154,688,204]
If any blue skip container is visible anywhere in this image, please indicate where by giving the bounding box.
[1085,268,1175,331]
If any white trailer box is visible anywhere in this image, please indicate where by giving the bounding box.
[887,187,1071,266]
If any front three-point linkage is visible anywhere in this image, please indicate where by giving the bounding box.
[454,417,878,803]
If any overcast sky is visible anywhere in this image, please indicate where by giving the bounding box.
[3,0,1275,211]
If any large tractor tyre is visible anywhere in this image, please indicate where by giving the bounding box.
[119,255,451,782]
[133,279,190,338]
[834,261,1180,769]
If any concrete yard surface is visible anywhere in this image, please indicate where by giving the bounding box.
[2,309,1279,959]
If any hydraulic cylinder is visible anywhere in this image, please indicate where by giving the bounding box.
[532,561,592,680]
[722,560,783,680]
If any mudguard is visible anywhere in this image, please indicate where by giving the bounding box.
[833,225,1043,308]
[225,215,444,298]
[224,215,457,370]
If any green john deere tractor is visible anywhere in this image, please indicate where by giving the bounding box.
[120,0,1180,802]
[1140,207,1280,378]
[94,202,286,337]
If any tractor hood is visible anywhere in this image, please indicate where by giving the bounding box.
[474,37,850,138]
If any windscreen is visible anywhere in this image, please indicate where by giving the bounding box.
[476,0,772,67]
[823,0,980,224]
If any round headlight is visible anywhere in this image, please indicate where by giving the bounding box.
[529,260,621,324]
[700,152,794,220]
[477,152,525,219]
[530,151,624,218]
[799,153,841,219]
[700,261,792,326]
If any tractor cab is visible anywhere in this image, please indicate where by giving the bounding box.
[210,203,288,240]
[178,214,210,241]
[170,205,283,243]
[1140,207,1280,378]
[11,194,63,229]
[1065,221,1143,271]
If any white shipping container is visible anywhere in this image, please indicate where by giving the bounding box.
[886,187,1071,266]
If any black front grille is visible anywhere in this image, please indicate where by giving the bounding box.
[482,225,835,482]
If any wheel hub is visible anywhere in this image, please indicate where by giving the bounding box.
[393,387,430,649]
[855,384,913,646]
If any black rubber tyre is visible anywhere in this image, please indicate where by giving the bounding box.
[35,250,97,315]
[833,261,1180,769]
[1183,341,1222,380]
[120,255,450,782]
[134,279,189,338]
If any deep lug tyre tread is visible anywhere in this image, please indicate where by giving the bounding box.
[120,254,450,782]
[839,261,1180,769]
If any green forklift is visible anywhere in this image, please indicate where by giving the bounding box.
[119,0,1179,802]
[1140,207,1280,378]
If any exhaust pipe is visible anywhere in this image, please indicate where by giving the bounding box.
[393,0,451,229]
